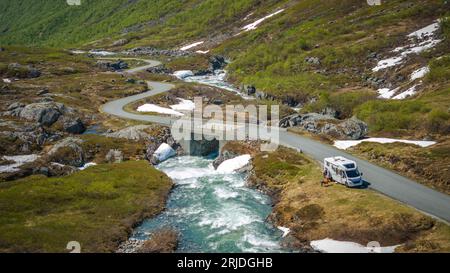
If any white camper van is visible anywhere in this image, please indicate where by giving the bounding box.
[324,157,363,188]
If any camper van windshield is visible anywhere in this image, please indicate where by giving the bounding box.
[346,170,360,178]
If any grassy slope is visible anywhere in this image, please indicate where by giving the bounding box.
[0,161,172,253]
[248,146,450,253]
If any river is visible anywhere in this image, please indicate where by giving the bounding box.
[131,155,287,253]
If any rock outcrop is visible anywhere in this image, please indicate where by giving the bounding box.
[96,60,128,71]
[123,47,193,57]
[280,114,368,140]
[6,63,41,78]
[3,101,86,133]
[47,137,86,167]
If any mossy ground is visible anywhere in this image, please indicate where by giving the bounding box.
[246,146,450,252]
[0,161,172,253]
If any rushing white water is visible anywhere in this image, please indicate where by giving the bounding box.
[131,156,286,253]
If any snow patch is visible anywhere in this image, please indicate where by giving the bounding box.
[173,70,194,79]
[241,9,285,32]
[70,50,86,54]
[217,155,251,174]
[277,227,291,238]
[3,78,12,83]
[410,66,430,81]
[78,162,97,171]
[153,143,177,163]
[180,41,204,51]
[88,50,116,56]
[0,155,39,173]
[334,138,436,150]
[170,98,195,112]
[377,87,400,99]
[392,85,418,100]
[311,239,399,253]
[372,21,441,72]
[196,50,210,54]
[137,104,184,116]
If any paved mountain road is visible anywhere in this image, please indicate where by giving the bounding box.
[101,59,450,222]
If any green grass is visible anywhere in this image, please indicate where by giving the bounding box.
[0,161,172,253]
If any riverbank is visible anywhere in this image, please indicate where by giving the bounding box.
[218,142,450,253]
[0,161,173,253]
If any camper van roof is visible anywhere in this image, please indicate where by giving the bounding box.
[325,156,357,168]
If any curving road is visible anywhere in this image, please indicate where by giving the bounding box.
[101,59,450,222]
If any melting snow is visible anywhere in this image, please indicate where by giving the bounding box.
[377,87,400,99]
[170,98,195,112]
[217,155,251,174]
[88,50,116,56]
[78,162,97,171]
[196,50,210,54]
[410,66,430,81]
[311,239,399,253]
[2,78,12,83]
[334,138,436,150]
[372,21,441,72]
[153,143,176,163]
[277,227,291,238]
[137,104,184,116]
[70,50,86,54]
[392,85,418,100]
[0,155,39,173]
[241,9,285,32]
[173,70,194,79]
[180,41,204,51]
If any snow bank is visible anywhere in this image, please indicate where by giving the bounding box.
[170,98,195,111]
[373,56,404,72]
[180,41,204,51]
[0,154,39,173]
[88,50,116,56]
[377,87,399,99]
[70,50,86,54]
[334,138,437,150]
[277,227,291,238]
[153,143,176,163]
[196,50,210,54]
[392,85,418,100]
[79,162,97,171]
[137,104,184,116]
[241,9,285,32]
[173,70,194,79]
[410,66,430,81]
[372,21,441,72]
[217,155,251,174]
[311,239,399,253]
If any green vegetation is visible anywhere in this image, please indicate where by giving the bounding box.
[349,140,450,195]
[0,161,172,253]
[249,146,450,252]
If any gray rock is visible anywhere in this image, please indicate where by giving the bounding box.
[47,137,85,167]
[7,102,25,111]
[105,149,124,163]
[305,57,321,65]
[96,60,128,71]
[18,102,66,126]
[36,89,49,96]
[112,38,129,47]
[279,113,368,140]
[7,63,41,78]
[146,65,171,74]
[105,125,153,141]
[123,47,193,57]
[62,117,86,134]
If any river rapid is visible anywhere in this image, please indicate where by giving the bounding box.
[131,155,287,253]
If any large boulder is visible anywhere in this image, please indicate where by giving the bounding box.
[209,55,227,71]
[47,137,85,167]
[62,117,86,134]
[105,125,153,141]
[6,63,41,78]
[96,60,128,71]
[150,143,176,165]
[280,114,368,140]
[13,102,66,126]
